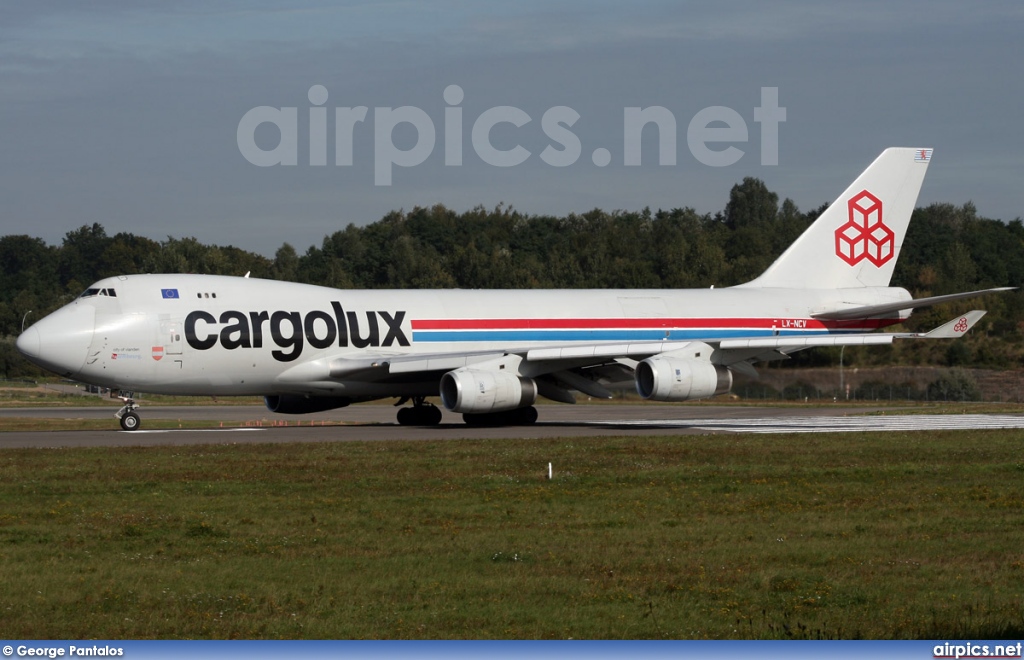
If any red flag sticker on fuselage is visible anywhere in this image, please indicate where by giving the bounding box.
[152,346,164,361]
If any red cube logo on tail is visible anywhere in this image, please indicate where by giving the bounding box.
[834,190,893,267]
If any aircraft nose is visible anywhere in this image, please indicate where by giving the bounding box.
[15,326,40,359]
[16,304,95,377]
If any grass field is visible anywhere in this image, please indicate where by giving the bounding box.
[2,430,1024,639]
[0,384,265,408]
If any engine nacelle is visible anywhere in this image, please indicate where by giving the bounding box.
[635,357,732,402]
[264,394,352,415]
[439,369,538,414]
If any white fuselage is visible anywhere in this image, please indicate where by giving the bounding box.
[21,274,908,398]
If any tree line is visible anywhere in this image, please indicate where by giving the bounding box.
[2,177,1022,376]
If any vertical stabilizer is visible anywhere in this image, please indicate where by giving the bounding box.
[741,147,932,289]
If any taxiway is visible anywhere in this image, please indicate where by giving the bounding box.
[2,403,1023,448]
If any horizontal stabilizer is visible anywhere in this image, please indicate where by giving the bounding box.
[922,310,986,338]
[813,287,1014,320]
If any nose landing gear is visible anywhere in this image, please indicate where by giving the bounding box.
[114,391,141,431]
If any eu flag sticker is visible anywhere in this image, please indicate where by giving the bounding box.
[161,289,179,299]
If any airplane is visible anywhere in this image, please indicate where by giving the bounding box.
[15,147,1011,431]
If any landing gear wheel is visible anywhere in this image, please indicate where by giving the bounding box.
[517,405,538,425]
[115,391,141,431]
[462,412,492,427]
[396,398,443,426]
[120,411,141,431]
[421,404,443,426]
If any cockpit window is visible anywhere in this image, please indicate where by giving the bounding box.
[78,288,117,298]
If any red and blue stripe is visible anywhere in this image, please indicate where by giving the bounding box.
[410,317,897,343]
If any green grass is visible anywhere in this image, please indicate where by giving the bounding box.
[2,431,1024,639]
[0,387,265,408]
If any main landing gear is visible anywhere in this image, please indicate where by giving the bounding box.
[115,392,141,431]
[393,399,540,426]
[395,396,443,426]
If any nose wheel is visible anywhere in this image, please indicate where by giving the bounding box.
[115,392,141,431]
[119,411,141,431]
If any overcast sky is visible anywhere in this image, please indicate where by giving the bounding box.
[2,1,1022,256]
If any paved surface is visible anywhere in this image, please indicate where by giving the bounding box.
[2,403,1023,448]
[596,412,1024,434]
[0,403,883,423]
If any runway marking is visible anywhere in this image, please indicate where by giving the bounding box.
[594,414,1024,434]
[125,428,267,434]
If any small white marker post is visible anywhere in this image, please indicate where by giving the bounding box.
[547,462,553,480]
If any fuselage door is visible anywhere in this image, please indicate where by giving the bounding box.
[160,320,184,355]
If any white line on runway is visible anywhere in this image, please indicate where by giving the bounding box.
[595,414,1024,434]
[125,428,267,434]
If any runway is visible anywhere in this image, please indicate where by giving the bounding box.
[2,403,1023,448]
[597,412,1024,434]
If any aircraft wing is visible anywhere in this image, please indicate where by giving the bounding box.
[319,311,987,384]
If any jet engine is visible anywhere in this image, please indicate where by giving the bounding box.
[634,357,732,402]
[264,394,352,414]
[439,368,538,414]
